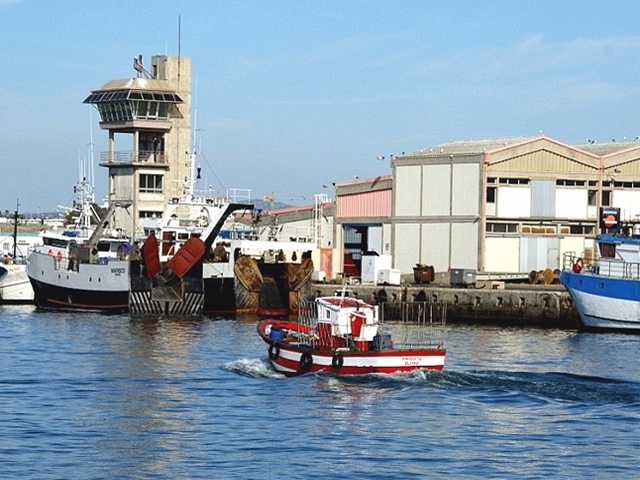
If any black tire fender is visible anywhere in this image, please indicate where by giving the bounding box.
[331,353,344,369]
[300,351,313,372]
[268,343,280,360]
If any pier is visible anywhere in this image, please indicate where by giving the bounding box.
[311,280,580,330]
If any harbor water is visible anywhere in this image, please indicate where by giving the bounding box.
[1,305,639,479]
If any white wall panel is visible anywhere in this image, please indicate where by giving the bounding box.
[485,237,520,272]
[556,189,587,218]
[394,223,421,272]
[420,223,450,272]
[497,187,530,218]
[451,223,478,268]
[382,224,391,255]
[559,236,589,262]
[395,166,422,216]
[613,190,640,221]
[422,164,451,216]
[452,163,480,216]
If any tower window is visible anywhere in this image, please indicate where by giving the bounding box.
[139,174,163,193]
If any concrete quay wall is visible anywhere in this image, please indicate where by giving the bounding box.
[311,282,580,330]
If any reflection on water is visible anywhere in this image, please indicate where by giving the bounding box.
[3,308,640,479]
[92,316,208,477]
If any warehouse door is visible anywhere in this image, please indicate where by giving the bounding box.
[520,236,560,272]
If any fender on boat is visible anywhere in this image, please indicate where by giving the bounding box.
[300,351,313,372]
[268,343,280,360]
[142,235,161,278]
[331,353,344,369]
[167,237,206,278]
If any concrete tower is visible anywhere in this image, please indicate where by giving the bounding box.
[84,54,192,237]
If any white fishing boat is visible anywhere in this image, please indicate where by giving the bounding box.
[0,263,33,303]
[0,203,35,303]
[27,202,133,313]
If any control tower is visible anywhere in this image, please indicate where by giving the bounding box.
[84,54,192,237]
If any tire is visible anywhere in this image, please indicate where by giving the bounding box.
[300,351,313,372]
[331,353,344,369]
[268,343,280,360]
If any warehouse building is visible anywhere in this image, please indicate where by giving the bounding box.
[391,135,640,275]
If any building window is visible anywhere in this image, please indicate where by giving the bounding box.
[486,223,518,233]
[568,225,596,235]
[556,179,586,187]
[486,186,496,203]
[139,174,163,193]
[588,190,597,207]
[613,181,640,189]
[522,224,556,234]
[139,210,162,218]
[601,190,611,207]
[498,178,529,185]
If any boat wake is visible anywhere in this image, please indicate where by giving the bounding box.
[222,358,285,379]
[427,370,640,406]
[225,358,640,406]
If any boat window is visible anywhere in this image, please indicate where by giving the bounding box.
[599,243,616,258]
[43,237,69,249]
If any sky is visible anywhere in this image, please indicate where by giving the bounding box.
[2,0,640,214]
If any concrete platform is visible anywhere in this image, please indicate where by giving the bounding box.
[311,281,580,330]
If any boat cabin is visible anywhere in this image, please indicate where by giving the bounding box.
[315,296,379,342]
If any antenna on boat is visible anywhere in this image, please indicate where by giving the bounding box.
[12,199,19,260]
[187,75,201,198]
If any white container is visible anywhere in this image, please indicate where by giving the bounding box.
[377,268,401,285]
[312,270,326,282]
[361,254,392,284]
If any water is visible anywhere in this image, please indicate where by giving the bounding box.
[1,305,639,479]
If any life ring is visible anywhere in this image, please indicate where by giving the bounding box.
[331,353,344,369]
[268,343,280,360]
[572,258,584,273]
[300,351,313,372]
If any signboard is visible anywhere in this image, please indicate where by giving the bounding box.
[599,207,620,230]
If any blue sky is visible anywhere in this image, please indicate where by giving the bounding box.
[2,0,640,213]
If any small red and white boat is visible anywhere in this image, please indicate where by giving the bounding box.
[257,294,446,376]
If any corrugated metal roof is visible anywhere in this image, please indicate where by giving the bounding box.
[574,141,640,156]
[406,137,535,156]
[265,202,335,216]
[404,136,640,158]
[334,174,392,187]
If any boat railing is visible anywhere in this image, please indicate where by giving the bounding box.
[295,299,446,351]
[380,301,446,350]
[563,250,640,280]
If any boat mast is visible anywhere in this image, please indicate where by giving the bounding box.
[188,76,200,199]
[12,199,18,260]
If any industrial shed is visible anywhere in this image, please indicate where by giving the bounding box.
[391,135,640,276]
